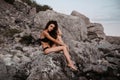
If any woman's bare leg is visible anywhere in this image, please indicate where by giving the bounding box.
[44,46,77,70]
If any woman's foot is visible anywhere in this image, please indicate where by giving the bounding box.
[67,64,78,71]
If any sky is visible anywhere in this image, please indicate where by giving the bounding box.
[35,0,120,36]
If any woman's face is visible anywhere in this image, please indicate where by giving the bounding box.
[48,24,55,31]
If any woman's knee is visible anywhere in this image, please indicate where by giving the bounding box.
[61,45,67,50]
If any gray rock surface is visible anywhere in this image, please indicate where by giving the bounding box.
[106,36,120,45]
[87,23,106,40]
[0,59,9,80]
[71,10,90,25]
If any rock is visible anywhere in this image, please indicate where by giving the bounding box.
[14,0,30,14]
[71,10,90,25]
[96,40,113,53]
[87,23,106,40]
[12,55,21,63]
[23,46,36,53]
[106,36,120,45]
[0,59,9,80]
[29,7,36,16]
[13,43,23,51]
[78,77,88,80]
[2,54,14,66]
[27,53,76,80]
[106,57,120,65]
[21,55,31,63]
[34,10,88,42]
[69,41,107,72]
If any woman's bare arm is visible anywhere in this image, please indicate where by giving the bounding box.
[43,31,64,46]
[57,29,69,51]
[57,29,64,44]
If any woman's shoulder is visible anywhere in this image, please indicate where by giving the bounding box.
[42,30,49,36]
[41,30,46,34]
[40,30,46,38]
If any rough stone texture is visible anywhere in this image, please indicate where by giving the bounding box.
[106,36,120,45]
[29,7,36,16]
[0,0,120,80]
[71,10,90,25]
[27,53,70,80]
[14,0,31,14]
[0,59,9,80]
[69,41,109,72]
[87,23,106,40]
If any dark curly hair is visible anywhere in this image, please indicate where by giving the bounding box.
[44,20,58,46]
[44,20,58,39]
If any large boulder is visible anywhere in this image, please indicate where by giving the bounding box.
[34,10,88,43]
[87,23,106,40]
[27,53,73,80]
[69,41,108,73]
[71,10,90,25]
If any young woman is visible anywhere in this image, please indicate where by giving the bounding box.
[40,20,77,71]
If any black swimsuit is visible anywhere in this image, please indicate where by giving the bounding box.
[43,47,49,51]
[40,37,54,51]
[40,37,49,42]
